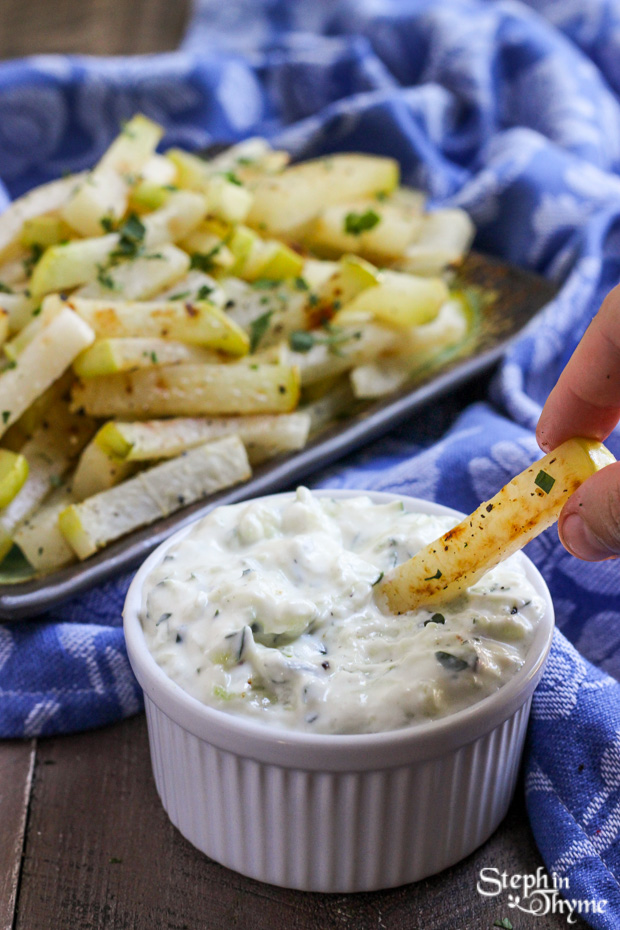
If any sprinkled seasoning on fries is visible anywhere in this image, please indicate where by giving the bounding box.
[380,437,616,613]
[0,114,476,573]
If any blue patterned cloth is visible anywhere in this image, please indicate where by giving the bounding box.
[1,0,620,921]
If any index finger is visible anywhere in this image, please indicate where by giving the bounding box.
[537,285,620,452]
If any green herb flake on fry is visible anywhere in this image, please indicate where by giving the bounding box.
[344,209,381,235]
[249,310,274,353]
[535,469,555,494]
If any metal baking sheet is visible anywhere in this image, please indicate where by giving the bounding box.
[0,252,556,619]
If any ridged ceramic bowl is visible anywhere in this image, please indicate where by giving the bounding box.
[123,489,555,893]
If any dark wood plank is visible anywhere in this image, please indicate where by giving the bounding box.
[14,715,588,930]
[0,738,35,930]
[0,0,191,59]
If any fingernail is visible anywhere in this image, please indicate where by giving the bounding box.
[561,513,617,561]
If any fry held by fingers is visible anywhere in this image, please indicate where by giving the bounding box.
[535,286,620,562]
[380,437,616,613]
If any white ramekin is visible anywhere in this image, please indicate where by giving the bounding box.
[123,489,555,893]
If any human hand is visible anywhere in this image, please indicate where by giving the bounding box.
[536,285,620,560]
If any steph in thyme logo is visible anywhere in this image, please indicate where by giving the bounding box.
[477,867,608,924]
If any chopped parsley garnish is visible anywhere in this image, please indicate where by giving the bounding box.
[289,330,315,353]
[96,264,117,290]
[493,921,513,930]
[168,291,190,300]
[294,276,309,291]
[150,351,158,363]
[190,244,222,272]
[197,284,214,300]
[223,171,242,186]
[1,411,10,424]
[23,243,44,275]
[424,613,445,626]
[289,324,361,355]
[110,212,146,261]
[100,216,115,233]
[371,571,384,586]
[119,212,145,243]
[251,278,280,290]
[0,281,13,294]
[236,627,247,661]
[49,474,63,488]
[423,568,442,581]
[435,651,468,672]
[344,208,381,236]
[32,306,41,317]
[535,469,555,494]
[249,310,274,353]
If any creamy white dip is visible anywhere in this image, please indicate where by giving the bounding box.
[141,487,544,734]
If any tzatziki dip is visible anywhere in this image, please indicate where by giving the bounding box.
[141,487,544,735]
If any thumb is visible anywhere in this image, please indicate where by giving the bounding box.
[558,461,620,561]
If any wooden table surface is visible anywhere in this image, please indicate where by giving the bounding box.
[1,716,588,930]
[0,3,587,928]
[0,0,191,59]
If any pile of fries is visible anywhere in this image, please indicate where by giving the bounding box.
[0,114,475,575]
